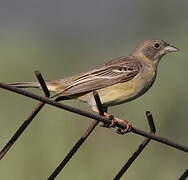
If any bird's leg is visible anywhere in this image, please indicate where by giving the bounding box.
[116,118,132,135]
[91,106,131,134]
[103,112,132,134]
[101,112,117,128]
[91,106,116,127]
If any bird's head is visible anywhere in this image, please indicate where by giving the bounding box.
[131,39,179,64]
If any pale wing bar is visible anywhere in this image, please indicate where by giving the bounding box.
[59,61,141,96]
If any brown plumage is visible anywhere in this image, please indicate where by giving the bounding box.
[9,39,179,110]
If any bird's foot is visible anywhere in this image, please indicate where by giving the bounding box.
[101,112,131,134]
[93,107,131,133]
[116,119,132,135]
[100,112,117,128]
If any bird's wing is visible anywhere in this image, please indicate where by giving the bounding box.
[56,56,142,97]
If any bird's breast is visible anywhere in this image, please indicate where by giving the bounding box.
[82,64,157,107]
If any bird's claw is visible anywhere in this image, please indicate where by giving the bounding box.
[100,112,131,134]
[100,115,117,128]
[116,121,132,135]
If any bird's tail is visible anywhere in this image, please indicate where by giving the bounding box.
[8,81,40,88]
[8,80,81,101]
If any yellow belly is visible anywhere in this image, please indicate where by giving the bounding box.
[79,69,156,107]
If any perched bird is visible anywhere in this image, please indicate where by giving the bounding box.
[9,39,179,132]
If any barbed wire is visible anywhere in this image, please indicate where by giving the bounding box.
[0,71,187,180]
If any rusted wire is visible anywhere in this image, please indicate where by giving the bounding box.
[0,102,45,160]
[0,71,188,180]
[113,111,156,180]
[34,71,50,97]
[48,91,105,180]
[179,169,188,180]
[0,81,187,153]
[0,71,49,160]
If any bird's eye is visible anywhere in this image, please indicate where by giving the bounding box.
[154,43,160,49]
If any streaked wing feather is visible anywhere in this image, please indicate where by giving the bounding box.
[57,56,142,96]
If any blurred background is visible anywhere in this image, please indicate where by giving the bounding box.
[0,0,187,179]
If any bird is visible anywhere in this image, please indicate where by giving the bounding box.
[9,39,179,133]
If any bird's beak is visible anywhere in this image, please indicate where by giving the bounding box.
[165,45,180,53]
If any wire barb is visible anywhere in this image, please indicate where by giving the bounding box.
[0,81,187,152]
[93,90,105,115]
[146,111,156,133]
[178,169,188,180]
[0,71,49,160]
[0,71,188,179]
[34,71,50,97]
[48,91,105,180]
[113,111,156,180]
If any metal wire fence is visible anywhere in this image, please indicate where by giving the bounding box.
[0,71,187,180]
